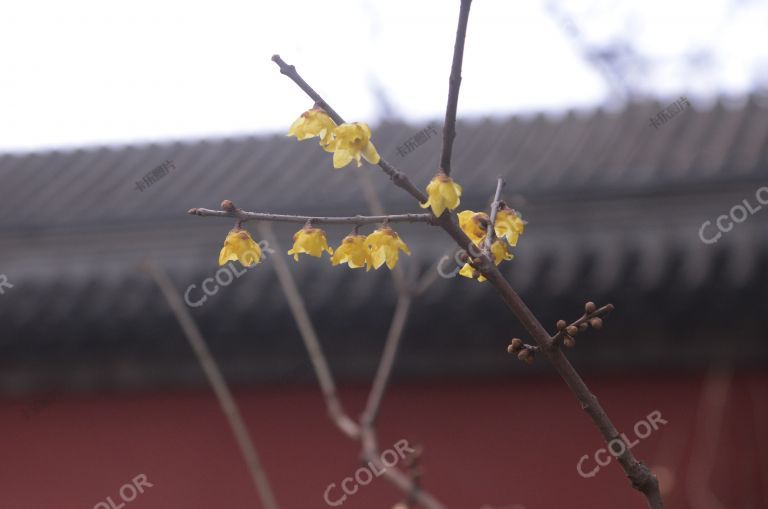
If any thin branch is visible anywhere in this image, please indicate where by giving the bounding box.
[440,0,473,176]
[255,223,360,440]
[483,176,505,253]
[145,261,280,509]
[360,294,412,428]
[268,48,665,509]
[189,205,433,226]
[257,223,446,509]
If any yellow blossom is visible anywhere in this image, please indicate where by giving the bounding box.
[366,227,410,270]
[420,173,462,217]
[218,229,262,267]
[324,122,381,168]
[459,240,513,283]
[287,108,337,146]
[494,208,525,246]
[287,226,333,261]
[458,210,489,245]
[331,234,373,271]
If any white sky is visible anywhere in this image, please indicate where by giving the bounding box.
[1,0,766,153]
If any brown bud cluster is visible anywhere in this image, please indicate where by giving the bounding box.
[507,338,536,364]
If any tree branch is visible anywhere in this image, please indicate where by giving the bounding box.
[483,176,504,253]
[145,262,280,509]
[256,223,447,509]
[268,43,665,509]
[189,205,433,226]
[439,0,473,176]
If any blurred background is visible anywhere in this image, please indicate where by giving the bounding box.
[1,0,767,508]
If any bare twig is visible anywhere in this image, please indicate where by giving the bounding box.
[189,205,433,226]
[255,223,360,439]
[440,0,473,177]
[145,261,279,509]
[256,223,446,509]
[483,176,505,253]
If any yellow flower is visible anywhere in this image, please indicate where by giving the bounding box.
[420,173,462,217]
[494,208,525,246]
[287,226,333,261]
[324,122,381,168]
[366,227,410,270]
[458,210,489,245]
[287,108,337,146]
[331,234,373,271]
[490,239,514,264]
[459,240,512,283]
[218,229,262,267]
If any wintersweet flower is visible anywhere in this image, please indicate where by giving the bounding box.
[366,227,410,270]
[420,172,462,217]
[287,226,333,261]
[218,229,262,267]
[458,210,489,245]
[324,122,381,168]
[459,240,513,283]
[331,234,373,271]
[287,108,337,146]
[494,207,525,246]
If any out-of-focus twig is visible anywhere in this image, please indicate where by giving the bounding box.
[145,261,279,509]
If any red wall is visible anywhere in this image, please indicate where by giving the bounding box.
[2,371,766,509]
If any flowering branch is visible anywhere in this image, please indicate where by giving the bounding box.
[189,202,434,227]
[439,0,473,177]
[271,55,429,204]
[268,16,664,509]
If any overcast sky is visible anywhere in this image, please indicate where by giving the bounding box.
[1,0,766,153]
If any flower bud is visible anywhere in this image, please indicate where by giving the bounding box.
[556,320,567,330]
[585,301,596,313]
[566,325,578,336]
[589,317,603,329]
[563,336,576,348]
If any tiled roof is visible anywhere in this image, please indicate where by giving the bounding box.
[1,95,767,391]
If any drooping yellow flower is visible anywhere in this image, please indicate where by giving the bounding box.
[366,227,410,270]
[494,208,525,246]
[490,239,514,264]
[459,240,513,283]
[287,108,337,146]
[218,229,262,267]
[287,226,333,261]
[458,210,489,245]
[420,172,462,217]
[324,122,381,168]
[331,234,373,271]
